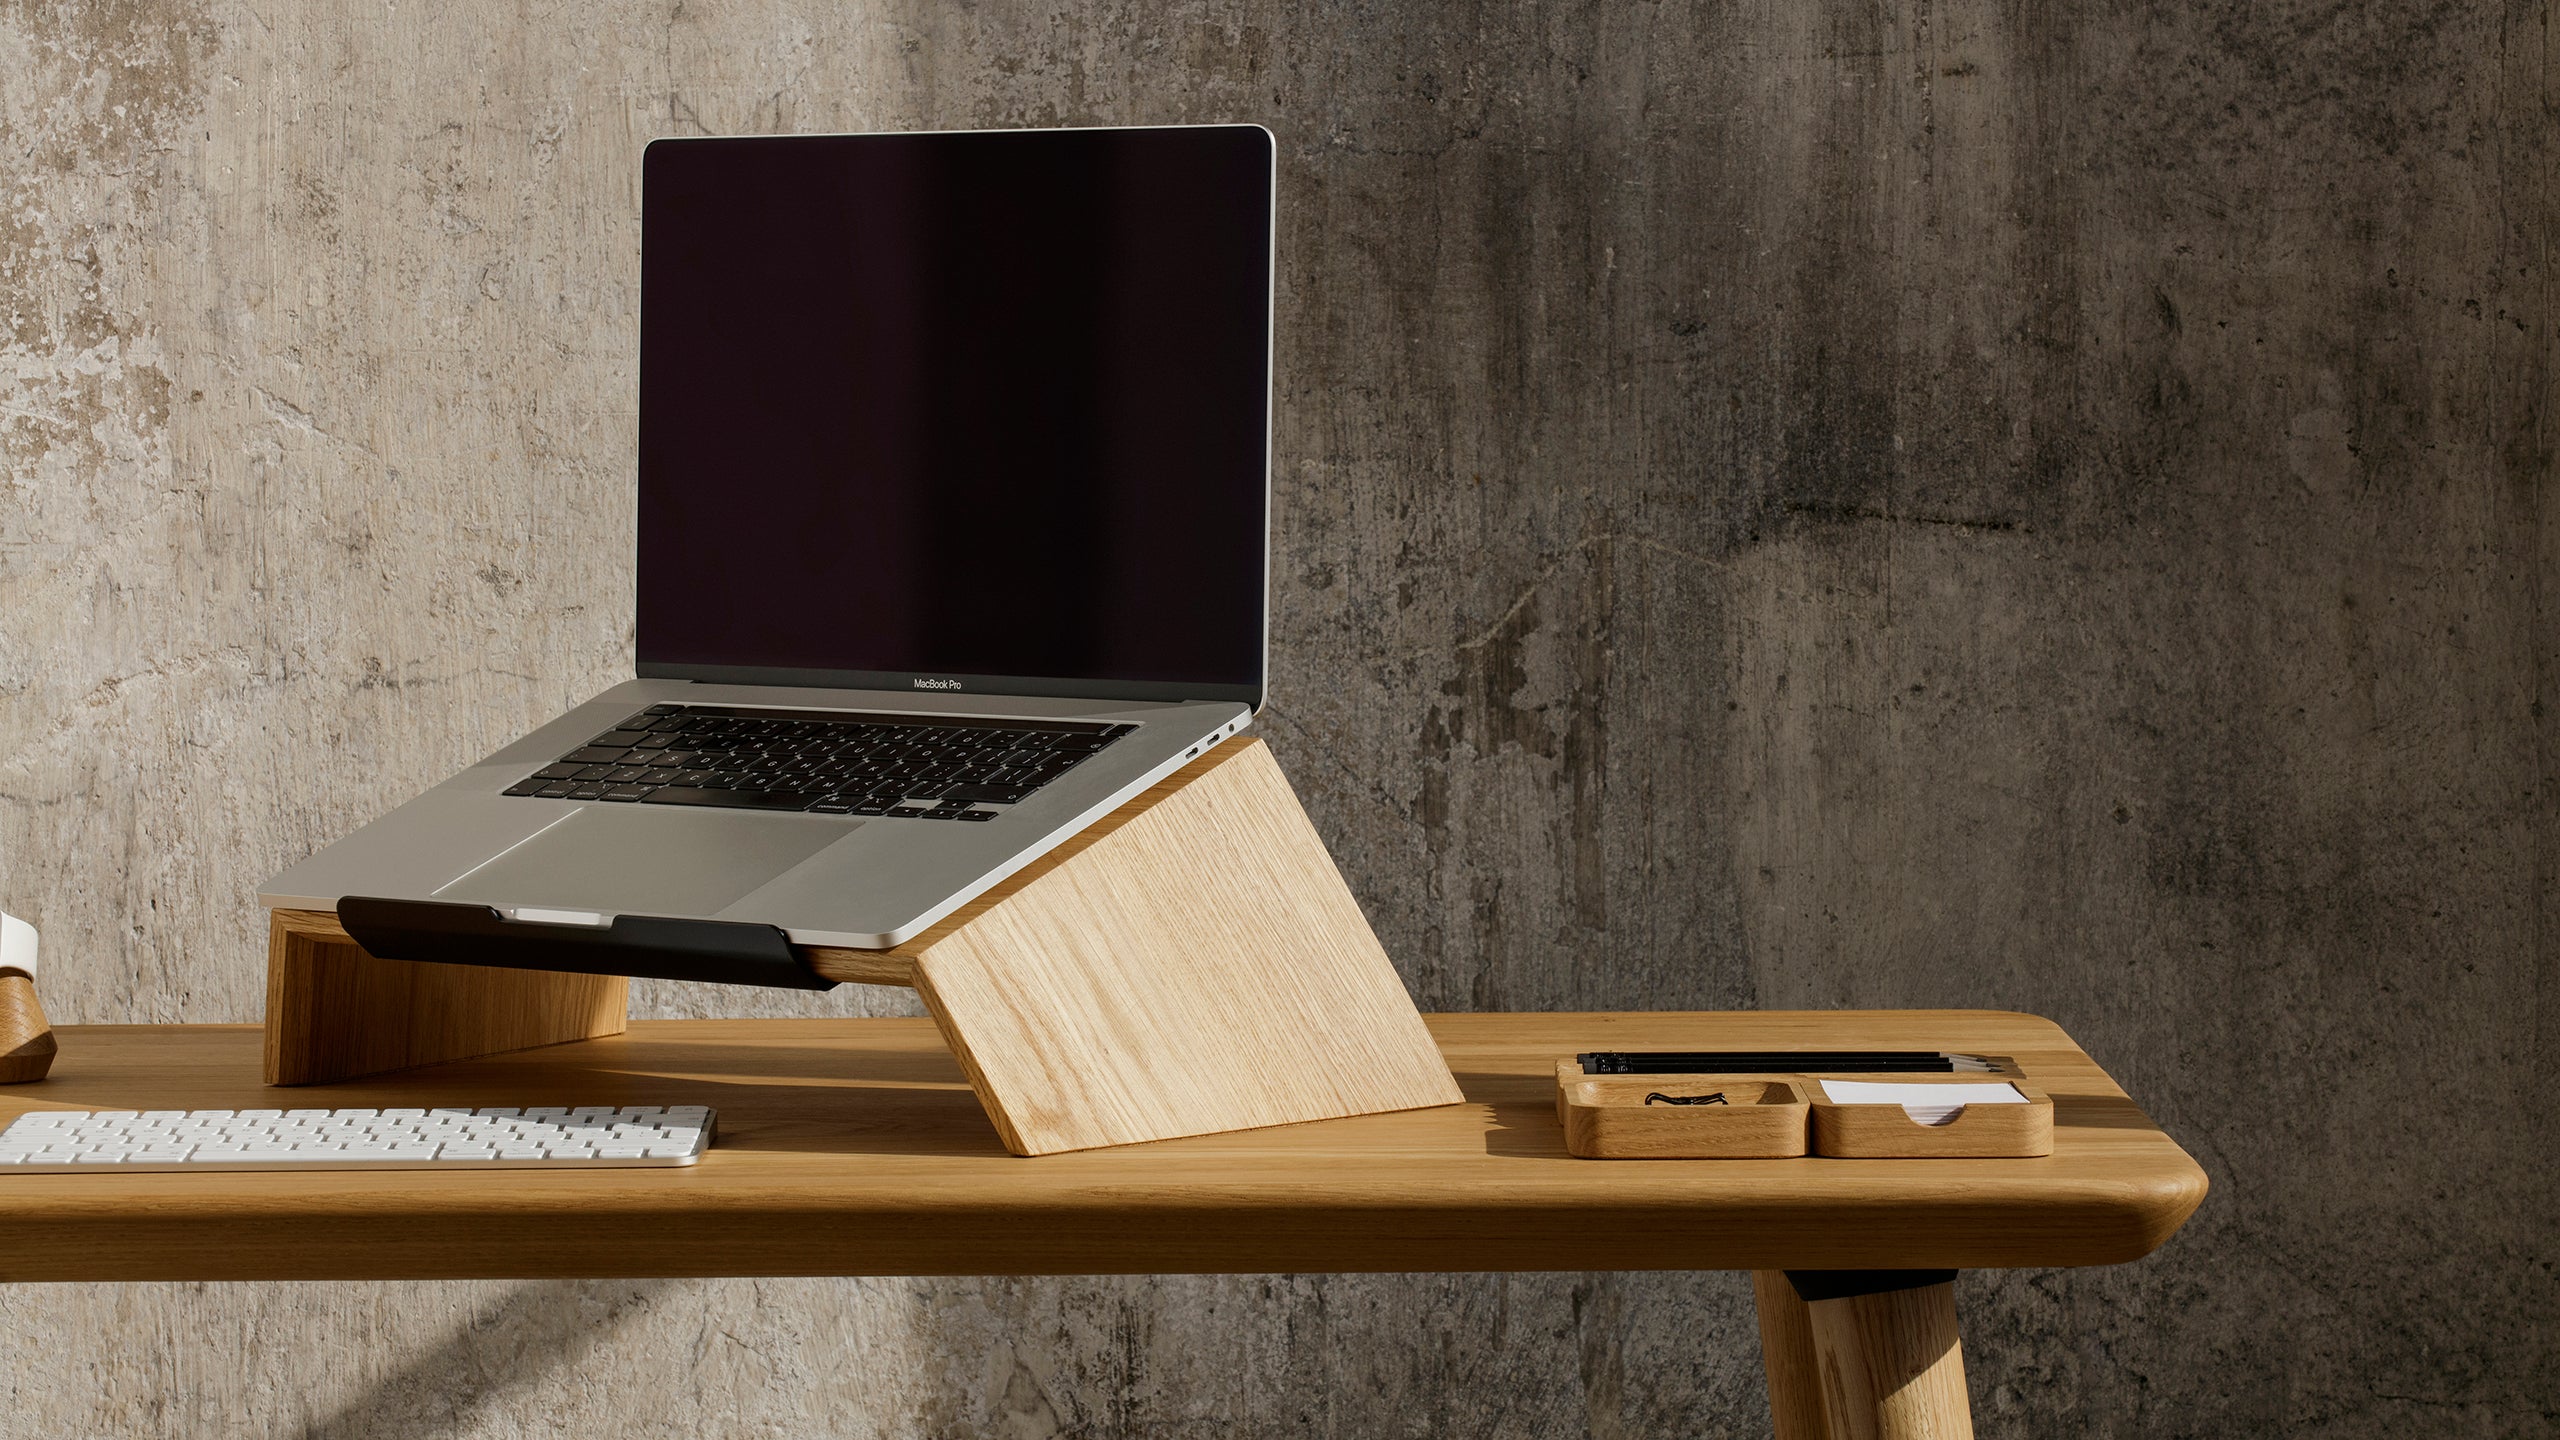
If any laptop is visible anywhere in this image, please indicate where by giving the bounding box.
[260,124,1276,980]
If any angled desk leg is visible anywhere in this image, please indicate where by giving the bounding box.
[1753,1271,1832,1439]
[1757,1271,1974,1440]
[264,909,627,1085]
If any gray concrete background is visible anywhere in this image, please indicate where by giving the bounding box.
[0,0,2549,1434]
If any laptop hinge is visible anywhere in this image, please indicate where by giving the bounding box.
[336,897,838,991]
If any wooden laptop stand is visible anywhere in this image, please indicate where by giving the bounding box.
[264,738,1464,1155]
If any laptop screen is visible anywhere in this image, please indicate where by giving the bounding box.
[635,126,1272,705]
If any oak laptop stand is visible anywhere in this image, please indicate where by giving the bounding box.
[265,738,1464,1154]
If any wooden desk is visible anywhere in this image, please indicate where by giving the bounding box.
[0,1011,2205,1439]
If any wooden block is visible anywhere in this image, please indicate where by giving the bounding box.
[807,737,1463,1155]
[264,908,628,1086]
[1803,1279,1975,1440]
[1556,1064,1810,1158]
[0,972,56,1084]
[1807,1078,2054,1159]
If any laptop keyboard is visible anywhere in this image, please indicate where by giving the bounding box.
[501,704,1133,820]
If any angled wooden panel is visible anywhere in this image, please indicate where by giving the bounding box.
[264,908,628,1085]
[841,737,1462,1155]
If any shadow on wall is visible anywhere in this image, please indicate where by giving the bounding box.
[298,1280,674,1440]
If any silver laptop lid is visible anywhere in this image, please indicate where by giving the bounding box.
[633,125,1275,709]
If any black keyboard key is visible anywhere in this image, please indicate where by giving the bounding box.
[536,782,576,798]
[886,805,933,818]
[589,730,652,748]
[954,809,997,821]
[563,747,627,764]
[535,764,586,780]
[503,779,549,797]
[809,800,856,813]
[567,785,608,800]
[640,787,817,811]
[605,767,649,782]
[572,766,613,781]
[850,802,892,815]
[634,733,678,749]
[601,785,654,802]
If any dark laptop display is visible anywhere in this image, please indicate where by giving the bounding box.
[636,126,1274,704]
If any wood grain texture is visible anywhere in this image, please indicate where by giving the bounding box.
[1809,1081,2055,1159]
[1755,1270,1833,1440]
[1557,1072,1811,1158]
[263,909,628,1086]
[899,738,1462,1154]
[0,973,56,1084]
[1806,1280,1976,1440]
[0,1010,2204,1282]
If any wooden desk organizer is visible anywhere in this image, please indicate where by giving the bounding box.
[1807,1077,2054,1158]
[1555,1069,1811,1158]
[264,738,1463,1155]
[1554,1060,2051,1159]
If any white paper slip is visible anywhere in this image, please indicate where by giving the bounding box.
[1818,1080,2027,1127]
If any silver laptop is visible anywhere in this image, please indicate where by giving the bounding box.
[260,125,1276,984]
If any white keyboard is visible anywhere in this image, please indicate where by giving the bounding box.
[0,1105,716,1172]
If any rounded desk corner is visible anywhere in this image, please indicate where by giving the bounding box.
[2068,1160,2212,1266]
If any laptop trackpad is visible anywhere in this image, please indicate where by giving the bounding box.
[434,805,855,918]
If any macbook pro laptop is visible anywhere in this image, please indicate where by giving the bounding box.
[260,124,1276,984]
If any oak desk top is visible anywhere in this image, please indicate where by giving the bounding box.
[0,1011,2205,1283]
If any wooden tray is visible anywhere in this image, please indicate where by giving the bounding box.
[1806,1077,2054,1158]
[1555,1064,1811,1158]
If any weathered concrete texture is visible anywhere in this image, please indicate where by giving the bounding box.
[0,0,2550,1435]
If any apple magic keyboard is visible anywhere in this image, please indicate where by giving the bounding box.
[0,1105,715,1172]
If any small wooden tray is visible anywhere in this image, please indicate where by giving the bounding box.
[1806,1078,2054,1158]
[1555,1064,1811,1158]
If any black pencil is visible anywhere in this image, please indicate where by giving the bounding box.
[1575,1051,2002,1074]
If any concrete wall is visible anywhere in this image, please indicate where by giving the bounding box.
[0,0,2549,1433]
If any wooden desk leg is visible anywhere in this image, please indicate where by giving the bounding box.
[1753,1270,1832,1440]
[1782,1272,1975,1440]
